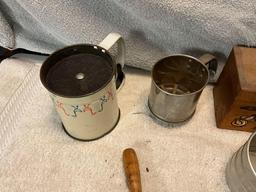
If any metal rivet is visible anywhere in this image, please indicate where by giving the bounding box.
[75,73,85,80]
[93,46,98,49]
[102,49,106,53]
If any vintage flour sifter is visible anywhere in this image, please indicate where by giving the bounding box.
[40,33,125,141]
[226,131,256,192]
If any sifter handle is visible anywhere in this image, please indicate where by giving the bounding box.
[199,53,218,83]
[98,33,125,90]
[123,148,142,192]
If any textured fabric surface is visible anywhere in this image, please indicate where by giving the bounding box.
[0,10,14,47]
[0,58,34,111]
[0,58,251,191]
[0,0,256,69]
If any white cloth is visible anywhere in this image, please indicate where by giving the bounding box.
[0,0,256,69]
[0,58,250,191]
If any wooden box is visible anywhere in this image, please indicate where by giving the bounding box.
[213,46,256,132]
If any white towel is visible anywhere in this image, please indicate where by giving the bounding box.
[0,58,250,192]
[0,0,256,69]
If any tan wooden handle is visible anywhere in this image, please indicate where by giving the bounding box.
[123,148,142,192]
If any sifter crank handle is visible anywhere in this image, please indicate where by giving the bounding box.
[123,148,142,192]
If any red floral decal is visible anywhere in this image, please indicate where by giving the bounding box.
[83,104,96,115]
[56,101,70,116]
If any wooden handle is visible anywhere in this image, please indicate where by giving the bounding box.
[123,148,142,192]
